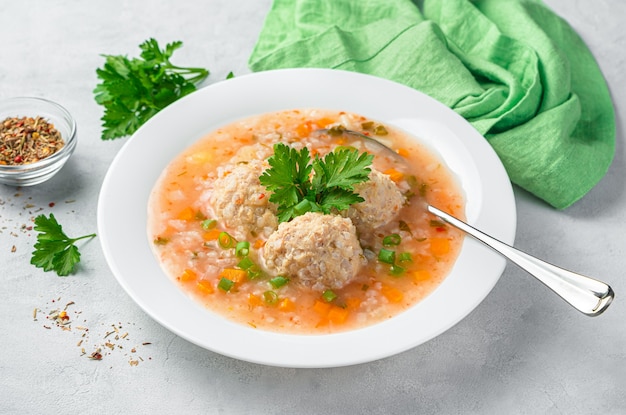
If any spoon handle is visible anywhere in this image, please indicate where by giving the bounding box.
[427,205,614,316]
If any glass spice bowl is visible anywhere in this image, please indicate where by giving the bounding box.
[0,97,77,186]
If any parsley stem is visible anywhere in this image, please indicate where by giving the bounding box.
[70,233,97,243]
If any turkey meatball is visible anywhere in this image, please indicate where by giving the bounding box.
[346,169,405,235]
[209,160,278,239]
[262,212,365,291]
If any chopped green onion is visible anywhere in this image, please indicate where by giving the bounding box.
[398,252,413,263]
[322,290,337,302]
[361,121,374,130]
[269,276,289,289]
[218,232,234,249]
[218,277,234,292]
[327,125,347,136]
[382,233,401,246]
[378,248,396,264]
[201,219,217,230]
[246,264,264,279]
[374,125,388,136]
[238,257,264,279]
[390,264,406,276]
[237,256,255,270]
[334,145,358,152]
[263,290,279,305]
[235,241,250,258]
[195,211,207,220]
[153,236,169,245]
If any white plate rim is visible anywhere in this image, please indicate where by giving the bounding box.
[97,68,516,368]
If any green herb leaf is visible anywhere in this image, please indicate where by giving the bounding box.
[260,143,373,222]
[94,38,210,140]
[312,148,373,191]
[30,214,96,277]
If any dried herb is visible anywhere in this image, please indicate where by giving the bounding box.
[0,116,64,165]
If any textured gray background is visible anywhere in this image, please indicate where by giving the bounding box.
[1,1,624,414]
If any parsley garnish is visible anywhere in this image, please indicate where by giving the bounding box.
[259,143,374,222]
[30,214,96,277]
[93,38,209,140]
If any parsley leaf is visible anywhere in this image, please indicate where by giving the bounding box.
[94,38,209,140]
[30,214,96,277]
[259,143,373,222]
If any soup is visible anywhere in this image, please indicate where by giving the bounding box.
[147,109,465,334]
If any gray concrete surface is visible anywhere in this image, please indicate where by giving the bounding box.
[1,1,624,413]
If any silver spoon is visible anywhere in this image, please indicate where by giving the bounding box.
[317,128,615,316]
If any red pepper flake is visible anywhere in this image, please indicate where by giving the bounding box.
[49,202,55,208]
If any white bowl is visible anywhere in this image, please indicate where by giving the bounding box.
[98,68,516,368]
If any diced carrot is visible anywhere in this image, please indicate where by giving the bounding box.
[328,306,349,324]
[202,229,222,241]
[253,239,265,249]
[295,121,312,137]
[381,284,404,303]
[219,268,248,283]
[196,279,214,295]
[315,317,329,328]
[313,300,332,315]
[396,148,410,157]
[177,206,195,221]
[345,297,362,310]
[412,270,431,282]
[384,168,404,182]
[314,117,335,128]
[235,135,252,144]
[248,293,263,307]
[429,238,450,256]
[179,268,197,283]
[278,298,296,312]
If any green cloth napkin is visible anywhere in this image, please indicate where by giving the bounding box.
[248,0,615,209]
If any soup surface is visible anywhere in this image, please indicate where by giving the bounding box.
[148,109,465,334]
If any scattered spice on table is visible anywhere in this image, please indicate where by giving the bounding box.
[34,298,153,366]
[0,116,65,165]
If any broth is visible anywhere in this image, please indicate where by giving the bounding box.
[147,109,465,334]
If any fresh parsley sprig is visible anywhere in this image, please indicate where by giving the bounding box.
[94,38,209,140]
[260,143,374,222]
[30,214,96,277]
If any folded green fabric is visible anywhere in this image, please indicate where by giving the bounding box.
[248,0,615,209]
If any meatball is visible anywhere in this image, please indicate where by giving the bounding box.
[209,160,278,239]
[346,169,405,235]
[262,212,366,291]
